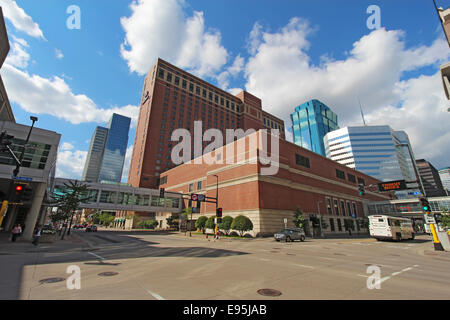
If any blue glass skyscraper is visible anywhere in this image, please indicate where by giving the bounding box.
[291,99,339,157]
[98,113,131,183]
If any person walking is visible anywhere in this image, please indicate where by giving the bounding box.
[32,227,41,246]
[11,224,21,242]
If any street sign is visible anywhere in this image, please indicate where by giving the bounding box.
[424,214,436,224]
[197,194,206,202]
[283,218,287,224]
[12,176,32,182]
[378,180,407,192]
[408,191,422,196]
[191,194,198,201]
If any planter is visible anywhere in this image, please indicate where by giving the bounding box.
[40,233,56,243]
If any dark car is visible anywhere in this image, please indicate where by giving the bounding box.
[274,228,306,242]
[85,225,92,232]
[91,225,98,232]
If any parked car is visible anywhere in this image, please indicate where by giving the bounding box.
[274,228,306,242]
[85,225,92,232]
[91,225,98,232]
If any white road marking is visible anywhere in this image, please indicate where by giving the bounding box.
[368,265,419,287]
[317,256,338,261]
[358,274,369,278]
[146,290,165,300]
[88,252,105,260]
[260,258,270,262]
[293,264,315,269]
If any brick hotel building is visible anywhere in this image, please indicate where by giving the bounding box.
[128,58,285,190]
[160,131,391,237]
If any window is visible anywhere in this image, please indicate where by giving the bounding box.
[160,176,167,185]
[357,177,365,186]
[352,202,357,217]
[158,69,164,78]
[340,200,346,216]
[189,183,194,192]
[336,169,346,180]
[334,199,339,215]
[326,198,333,215]
[182,80,187,89]
[174,76,180,85]
[197,181,202,190]
[166,72,172,82]
[337,219,342,231]
[347,202,352,217]
[347,173,356,183]
[329,218,335,232]
[295,154,310,168]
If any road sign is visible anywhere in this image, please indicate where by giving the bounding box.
[191,194,198,201]
[408,191,422,196]
[12,176,32,182]
[378,180,407,192]
[424,214,436,224]
[197,194,206,202]
[283,218,287,224]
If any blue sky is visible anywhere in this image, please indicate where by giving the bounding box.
[1,0,449,180]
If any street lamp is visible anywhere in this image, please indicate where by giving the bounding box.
[317,200,324,237]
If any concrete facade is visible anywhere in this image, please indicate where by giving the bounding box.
[160,131,390,237]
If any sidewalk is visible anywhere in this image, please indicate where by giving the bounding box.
[0,231,86,255]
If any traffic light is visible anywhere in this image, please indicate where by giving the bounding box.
[0,131,14,151]
[420,197,431,212]
[159,188,165,198]
[13,183,25,202]
[216,207,222,218]
[22,185,33,202]
[358,184,365,196]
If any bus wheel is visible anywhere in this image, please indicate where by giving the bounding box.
[411,233,415,240]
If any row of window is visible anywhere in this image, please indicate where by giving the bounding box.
[326,197,358,217]
[335,169,365,185]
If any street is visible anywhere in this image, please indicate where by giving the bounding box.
[0,230,449,300]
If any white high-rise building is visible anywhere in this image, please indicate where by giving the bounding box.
[324,126,420,198]
[439,167,450,195]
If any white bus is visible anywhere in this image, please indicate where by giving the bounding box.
[369,215,415,241]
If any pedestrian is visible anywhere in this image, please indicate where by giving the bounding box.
[11,224,21,242]
[214,226,220,241]
[32,227,41,246]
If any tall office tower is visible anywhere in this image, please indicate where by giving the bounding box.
[82,126,108,182]
[290,99,339,156]
[438,167,450,194]
[416,159,446,197]
[98,114,131,183]
[82,113,131,183]
[324,125,420,198]
[128,58,285,189]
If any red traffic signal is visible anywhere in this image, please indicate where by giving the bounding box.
[15,185,23,192]
[216,208,223,218]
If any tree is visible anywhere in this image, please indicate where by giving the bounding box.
[441,210,450,229]
[181,207,192,234]
[219,216,233,235]
[50,180,92,239]
[195,216,208,233]
[231,215,253,237]
[205,216,216,230]
[293,207,306,228]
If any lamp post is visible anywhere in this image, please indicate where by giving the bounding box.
[317,200,324,237]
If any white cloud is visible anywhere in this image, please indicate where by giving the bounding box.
[217,54,245,90]
[60,142,74,151]
[55,48,64,60]
[243,19,450,168]
[120,0,228,77]
[0,0,45,39]
[56,148,87,179]
[4,36,29,68]
[1,55,139,126]
[121,145,134,183]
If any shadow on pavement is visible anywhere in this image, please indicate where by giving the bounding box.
[0,229,249,299]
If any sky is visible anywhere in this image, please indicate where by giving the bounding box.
[0,0,449,181]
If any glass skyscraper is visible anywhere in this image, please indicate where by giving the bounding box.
[82,113,131,183]
[98,114,131,183]
[324,125,420,199]
[291,99,339,157]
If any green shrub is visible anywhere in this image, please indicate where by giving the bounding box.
[205,216,216,230]
[195,216,208,233]
[219,216,233,235]
[144,220,158,229]
[231,215,253,237]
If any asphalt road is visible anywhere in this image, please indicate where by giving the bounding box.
[1,229,449,300]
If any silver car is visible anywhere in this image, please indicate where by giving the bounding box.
[274,228,306,242]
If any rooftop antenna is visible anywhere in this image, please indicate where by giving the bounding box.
[358,96,367,126]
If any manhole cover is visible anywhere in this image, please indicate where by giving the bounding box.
[98,272,119,277]
[257,289,282,297]
[39,277,65,284]
[270,251,278,253]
